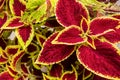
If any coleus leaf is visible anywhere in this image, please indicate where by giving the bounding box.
[89,17,120,36]
[0,55,8,64]
[35,32,75,65]
[9,0,26,16]
[61,65,78,80]
[7,66,18,77]
[112,14,120,19]
[52,25,86,45]
[1,50,8,59]
[87,36,96,49]
[0,12,8,29]
[100,29,120,43]
[2,17,24,29]
[80,17,89,33]
[21,63,29,75]
[29,3,47,23]
[11,50,25,69]
[56,0,89,27]
[0,71,14,80]
[26,0,45,10]
[36,33,46,47]
[77,39,120,79]
[5,45,20,56]
[49,64,63,78]
[15,25,34,49]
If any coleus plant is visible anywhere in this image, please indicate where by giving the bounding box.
[0,0,120,80]
[36,0,120,80]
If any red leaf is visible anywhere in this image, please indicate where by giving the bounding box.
[52,25,86,45]
[10,0,26,16]
[2,17,24,29]
[0,12,8,29]
[0,71,14,80]
[36,32,75,65]
[101,29,120,43]
[81,17,89,33]
[77,39,120,79]
[50,64,63,77]
[7,66,18,77]
[90,17,120,35]
[5,45,20,56]
[12,50,25,69]
[56,0,89,27]
[15,25,34,49]
[21,64,29,75]
[0,56,8,64]
[112,14,120,19]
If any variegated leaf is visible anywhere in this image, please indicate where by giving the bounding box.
[2,17,24,29]
[77,39,120,79]
[15,25,34,49]
[52,25,86,45]
[56,0,89,27]
[9,0,26,16]
[90,17,120,36]
[35,32,75,65]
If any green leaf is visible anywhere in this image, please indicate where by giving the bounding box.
[28,2,47,23]
[26,0,46,10]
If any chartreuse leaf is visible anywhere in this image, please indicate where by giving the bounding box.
[9,0,26,16]
[26,0,45,10]
[0,71,14,80]
[56,0,89,27]
[28,2,47,23]
[35,32,75,65]
[77,39,120,79]
[15,25,34,49]
[61,65,78,80]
